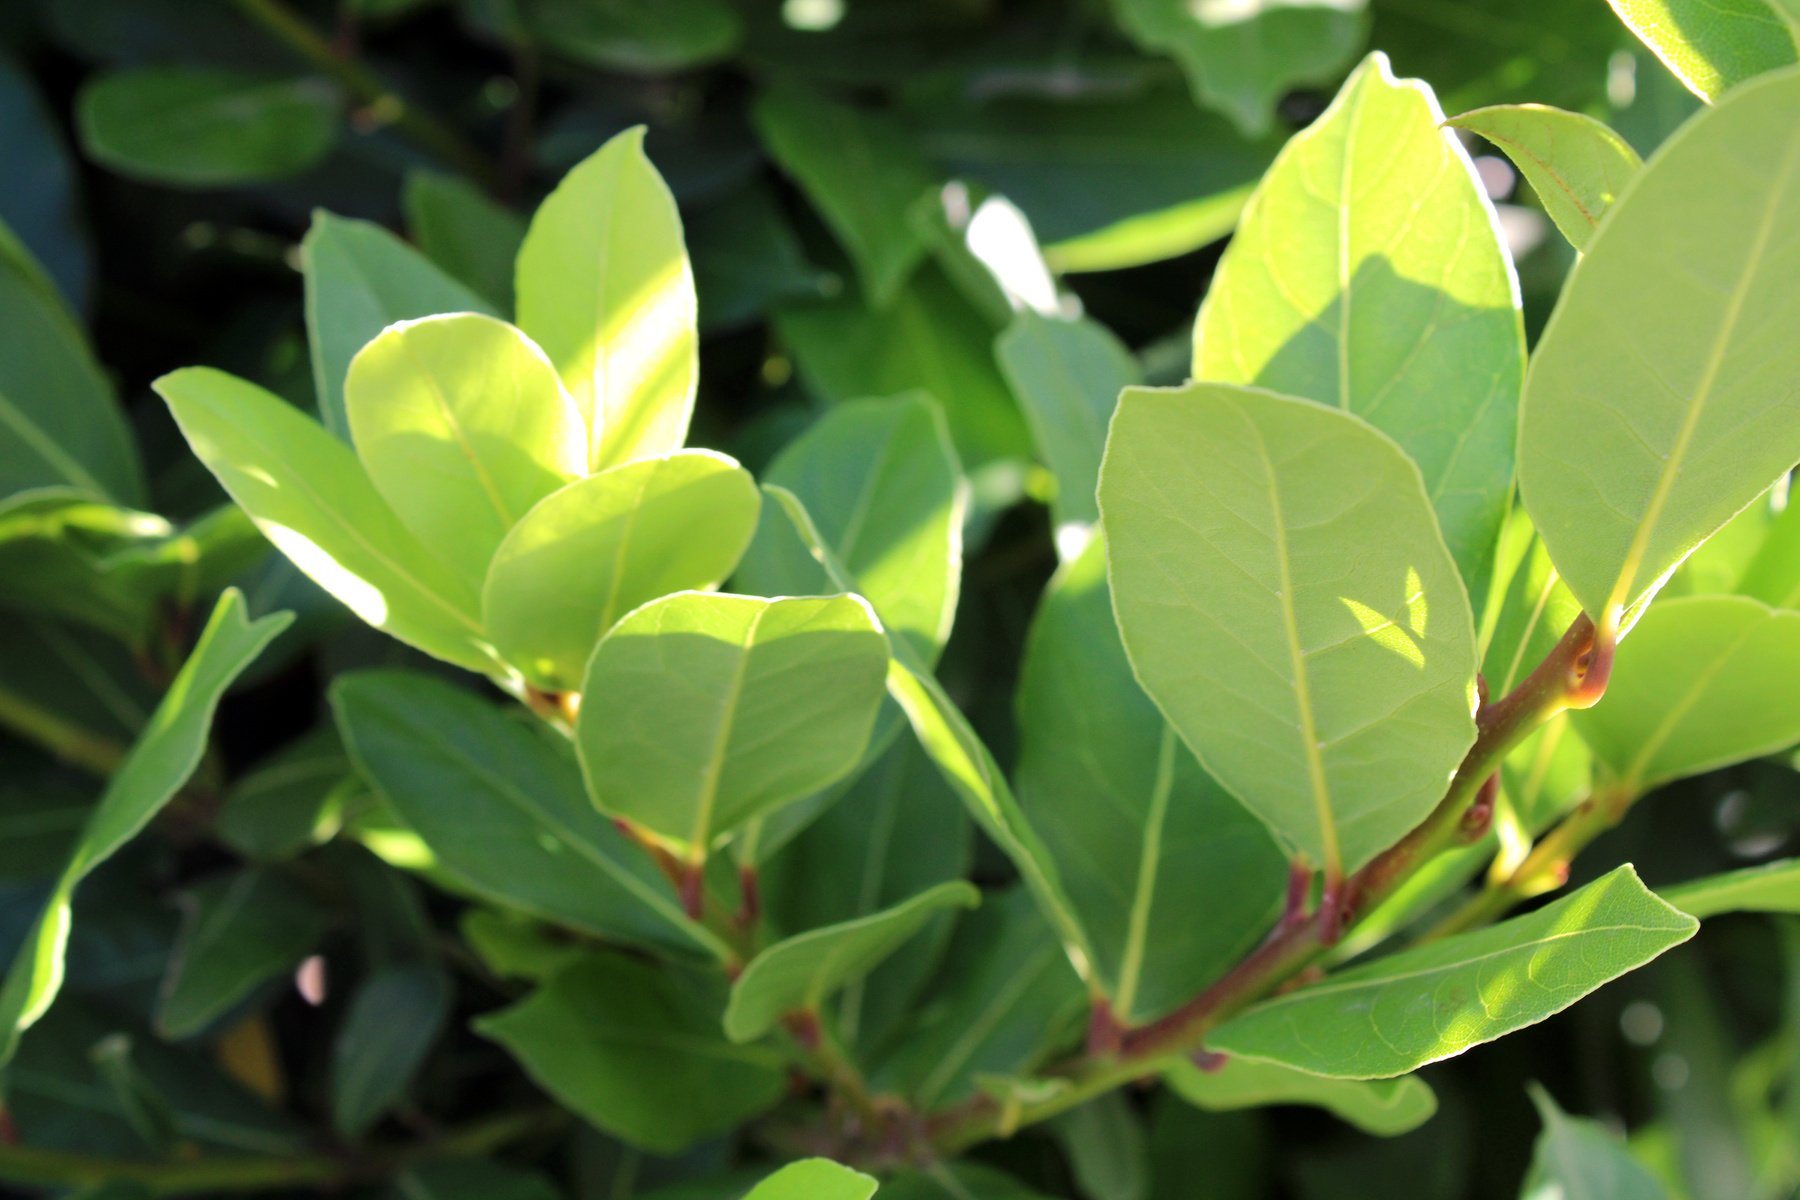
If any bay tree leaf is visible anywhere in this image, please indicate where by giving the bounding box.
[1571,597,1800,794]
[1166,1058,1436,1136]
[1518,66,1800,633]
[880,1164,1057,1200]
[1050,1093,1149,1200]
[0,590,290,1070]
[75,68,338,187]
[1660,859,1800,918]
[484,451,761,690]
[1099,383,1480,877]
[1109,0,1368,138]
[216,726,351,860]
[345,313,585,590]
[735,396,964,662]
[688,183,827,331]
[331,669,727,961]
[1736,495,1800,608]
[578,592,889,855]
[1445,105,1643,251]
[303,211,497,440]
[1193,52,1524,593]
[1015,535,1285,1025]
[515,126,698,470]
[724,881,979,1042]
[155,367,494,673]
[752,85,936,305]
[995,313,1138,546]
[331,963,452,1137]
[521,0,743,71]
[743,1159,877,1200]
[156,868,331,1038]
[1607,0,1799,100]
[1520,1085,1670,1200]
[475,953,787,1153]
[0,56,91,311]
[389,1157,563,1200]
[1210,866,1698,1078]
[404,170,527,311]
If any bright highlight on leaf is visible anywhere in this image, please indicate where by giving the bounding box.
[1607,0,1799,100]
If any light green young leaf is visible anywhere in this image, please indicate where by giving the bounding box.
[515,126,697,470]
[725,881,978,1042]
[1518,66,1800,632]
[155,367,494,673]
[1660,859,1800,918]
[1109,0,1368,138]
[1607,0,1799,100]
[1099,383,1479,877]
[577,592,890,855]
[345,313,584,589]
[753,86,936,305]
[303,211,497,439]
[403,169,527,317]
[743,1159,877,1200]
[1166,1057,1437,1136]
[75,68,338,186]
[1736,495,1800,608]
[0,590,290,1069]
[1211,866,1698,1078]
[1520,1084,1670,1200]
[157,868,330,1038]
[1016,535,1285,1025]
[331,963,452,1137]
[475,953,786,1153]
[995,313,1139,545]
[484,451,760,690]
[1446,105,1643,250]
[1572,597,1800,793]
[735,396,964,662]
[1194,52,1524,593]
[331,670,727,961]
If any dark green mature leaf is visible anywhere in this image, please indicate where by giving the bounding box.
[725,881,978,1042]
[1052,1092,1149,1200]
[1167,1058,1437,1135]
[880,1164,1057,1200]
[521,0,742,70]
[1607,0,1799,99]
[1194,53,1524,592]
[1446,105,1642,251]
[1520,1085,1670,1199]
[1369,0,1626,116]
[332,963,452,1137]
[389,1157,564,1200]
[687,184,827,330]
[0,54,90,310]
[404,170,527,311]
[216,726,351,860]
[1100,383,1479,877]
[0,591,290,1069]
[1661,859,1800,918]
[1016,535,1285,1025]
[1211,866,1698,1078]
[476,953,787,1153]
[1572,597,1800,793]
[1518,66,1800,632]
[75,68,338,186]
[331,670,728,961]
[742,1160,877,1200]
[157,868,330,1038]
[303,211,497,440]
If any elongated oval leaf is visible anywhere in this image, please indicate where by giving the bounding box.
[1166,1058,1437,1136]
[1521,1085,1670,1200]
[484,451,761,690]
[1193,52,1523,594]
[577,592,889,855]
[1660,859,1800,918]
[0,590,290,1068]
[1608,0,1799,99]
[157,868,330,1039]
[1518,66,1800,632]
[1445,105,1643,250]
[744,1160,877,1200]
[304,211,497,440]
[331,963,452,1137]
[1099,383,1479,877]
[1571,596,1800,793]
[1210,866,1697,1077]
[345,313,584,589]
[516,126,697,470]
[725,881,978,1042]
[155,367,493,673]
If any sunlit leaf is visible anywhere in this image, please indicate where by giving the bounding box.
[742,1159,877,1200]
[1607,0,1798,100]
[1446,104,1643,250]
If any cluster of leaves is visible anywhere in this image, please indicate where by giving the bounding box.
[3,1,1800,1199]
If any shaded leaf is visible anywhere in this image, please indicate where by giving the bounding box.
[1661,859,1800,918]
[1520,1084,1669,1199]
[403,170,527,322]
[1166,1057,1437,1136]
[521,0,742,71]
[743,1159,876,1200]
[331,963,452,1137]
[157,868,330,1038]
[1448,105,1641,251]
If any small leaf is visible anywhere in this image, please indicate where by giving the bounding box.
[1520,1084,1670,1199]
[753,85,936,305]
[403,170,527,314]
[0,591,290,1068]
[576,592,890,856]
[1166,1058,1437,1136]
[475,953,786,1153]
[216,727,351,860]
[1210,866,1698,1078]
[1099,383,1479,877]
[157,868,331,1038]
[155,367,493,673]
[75,68,338,186]
[1660,859,1800,918]
[743,1160,877,1200]
[304,211,497,439]
[1518,66,1800,631]
[725,881,979,1042]
[1607,0,1799,100]
[483,451,760,690]
[1446,105,1643,250]
[331,963,452,1137]
[1572,597,1800,793]
[516,126,697,470]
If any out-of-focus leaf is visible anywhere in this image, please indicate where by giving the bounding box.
[1520,1084,1670,1199]
[460,909,582,983]
[403,170,527,314]
[1167,1057,1437,1136]
[742,1160,877,1200]
[880,1164,1057,1199]
[388,1157,564,1200]
[1370,0,1626,115]
[216,726,351,860]
[0,54,89,310]
[157,868,330,1038]
[1661,859,1800,918]
[1737,495,1800,608]
[520,0,742,71]
[1051,1092,1149,1200]
[331,962,452,1137]
[1447,104,1642,250]
[1607,0,1799,99]
[687,185,827,330]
